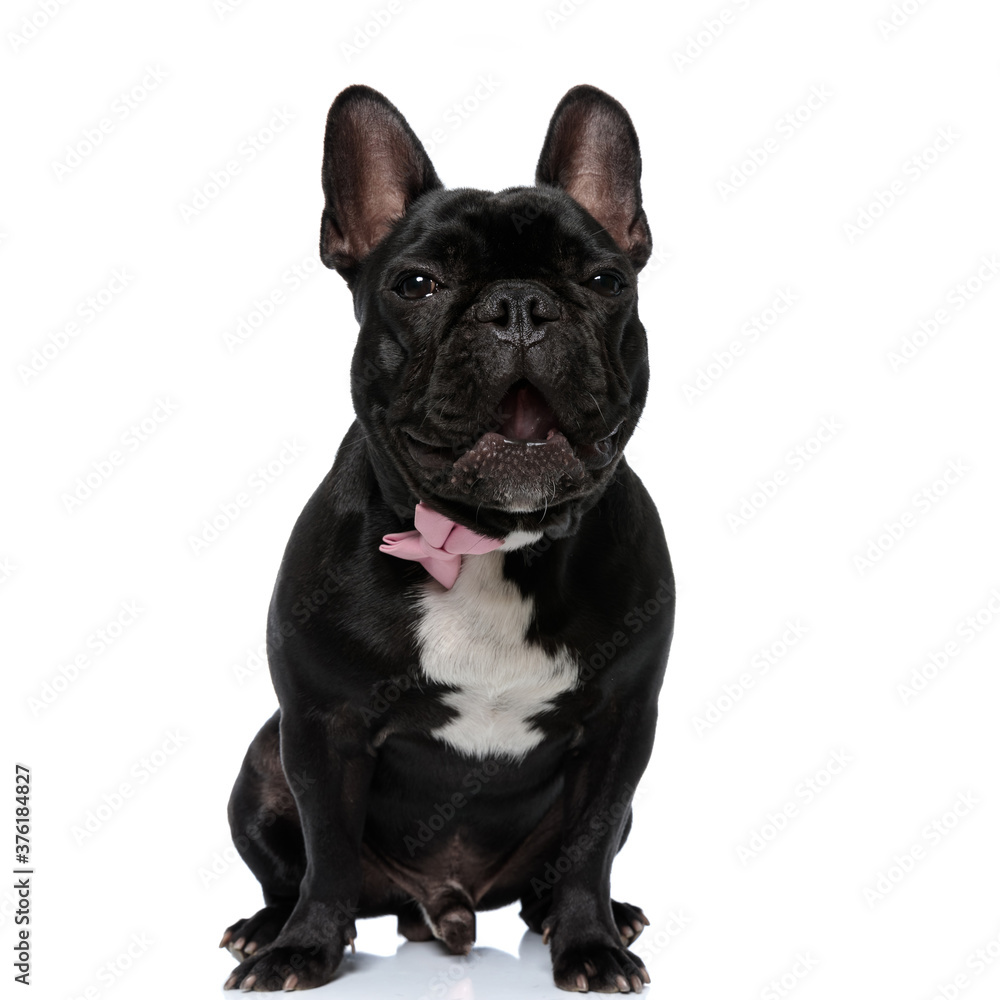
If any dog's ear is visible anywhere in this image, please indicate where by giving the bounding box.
[536,85,651,269]
[320,86,442,278]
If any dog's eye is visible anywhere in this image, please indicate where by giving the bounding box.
[395,273,439,299]
[586,273,623,297]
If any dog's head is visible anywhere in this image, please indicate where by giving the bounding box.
[320,84,652,539]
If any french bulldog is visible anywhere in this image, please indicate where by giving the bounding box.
[221,83,674,994]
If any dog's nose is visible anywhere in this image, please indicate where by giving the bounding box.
[474,282,560,346]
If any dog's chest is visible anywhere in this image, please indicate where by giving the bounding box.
[413,543,578,759]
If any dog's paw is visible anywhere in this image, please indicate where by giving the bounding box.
[223,940,346,992]
[219,904,293,961]
[550,939,649,993]
[610,900,649,946]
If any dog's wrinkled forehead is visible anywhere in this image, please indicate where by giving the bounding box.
[368,186,627,289]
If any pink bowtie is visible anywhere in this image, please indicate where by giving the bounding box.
[379,503,504,589]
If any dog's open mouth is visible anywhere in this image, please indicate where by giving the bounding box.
[404,380,619,482]
[497,380,561,444]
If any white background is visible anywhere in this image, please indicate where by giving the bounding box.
[4,0,1000,997]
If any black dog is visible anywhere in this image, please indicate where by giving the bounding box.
[221,84,673,994]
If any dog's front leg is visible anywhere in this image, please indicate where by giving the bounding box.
[542,701,657,994]
[225,706,375,992]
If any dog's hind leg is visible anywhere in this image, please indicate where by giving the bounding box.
[221,712,423,962]
[220,711,304,960]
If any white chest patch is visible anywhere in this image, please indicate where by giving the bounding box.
[414,535,578,760]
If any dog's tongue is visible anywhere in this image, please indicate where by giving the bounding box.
[499,382,557,442]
